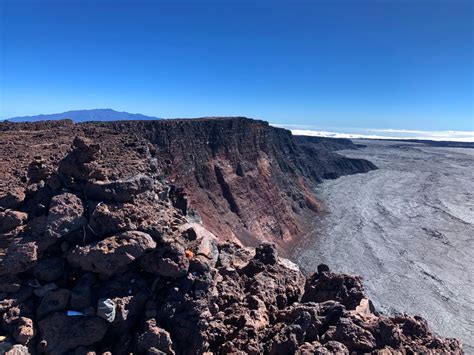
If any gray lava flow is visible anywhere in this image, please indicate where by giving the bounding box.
[293,140,474,353]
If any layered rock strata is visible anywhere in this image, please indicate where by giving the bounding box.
[0,118,375,247]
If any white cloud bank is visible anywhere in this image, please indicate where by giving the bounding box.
[272,125,474,142]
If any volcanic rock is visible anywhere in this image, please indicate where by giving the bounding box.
[70,273,96,309]
[0,188,26,210]
[322,317,377,351]
[0,210,28,233]
[0,275,22,293]
[139,242,189,278]
[302,268,365,310]
[44,192,86,242]
[3,344,31,355]
[27,158,52,184]
[136,318,175,354]
[32,257,65,282]
[57,136,101,187]
[67,231,156,276]
[0,241,38,275]
[84,174,154,202]
[33,283,58,298]
[38,313,108,354]
[37,288,71,319]
[12,316,36,345]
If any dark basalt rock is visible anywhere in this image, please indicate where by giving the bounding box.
[0,188,26,210]
[138,242,190,278]
[12,316,35,345]
[136,318,175,355]
[0,275,22,293]
[36,288,71,320]
[0,210,28,233]
[57,136,101,188]
[38,313,108,354]
[70,273,97,309]
[32,257,65,282]
[302,269,365,310]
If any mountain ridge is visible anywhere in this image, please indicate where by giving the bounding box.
[5,108,162,122]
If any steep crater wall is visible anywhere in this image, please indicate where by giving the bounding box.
[0,118,375,248]
[97,118,376,246]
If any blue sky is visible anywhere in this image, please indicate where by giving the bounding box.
[1,0,472,130]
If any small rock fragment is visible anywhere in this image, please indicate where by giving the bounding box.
[5,344,30,355]
[13,317,36,345]
[136,318,175,354]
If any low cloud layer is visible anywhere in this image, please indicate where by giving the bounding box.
[272,125,474,142]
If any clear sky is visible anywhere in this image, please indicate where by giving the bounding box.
[1,0,473,130]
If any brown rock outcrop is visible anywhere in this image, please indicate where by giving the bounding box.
[44,192,86,242]
[136,318,175,354]
[67,231,156,276]
[0,240,38,275]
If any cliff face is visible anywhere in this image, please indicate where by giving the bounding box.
[95,118,376,246]
[0,118,375,247]
[0,129,462,354]
[293,134,365,151]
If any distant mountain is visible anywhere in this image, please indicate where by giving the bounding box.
[5,109,162,122]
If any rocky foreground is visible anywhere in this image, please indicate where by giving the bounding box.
[0,119,463,354]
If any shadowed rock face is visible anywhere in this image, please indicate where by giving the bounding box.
[0,119,461,354]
